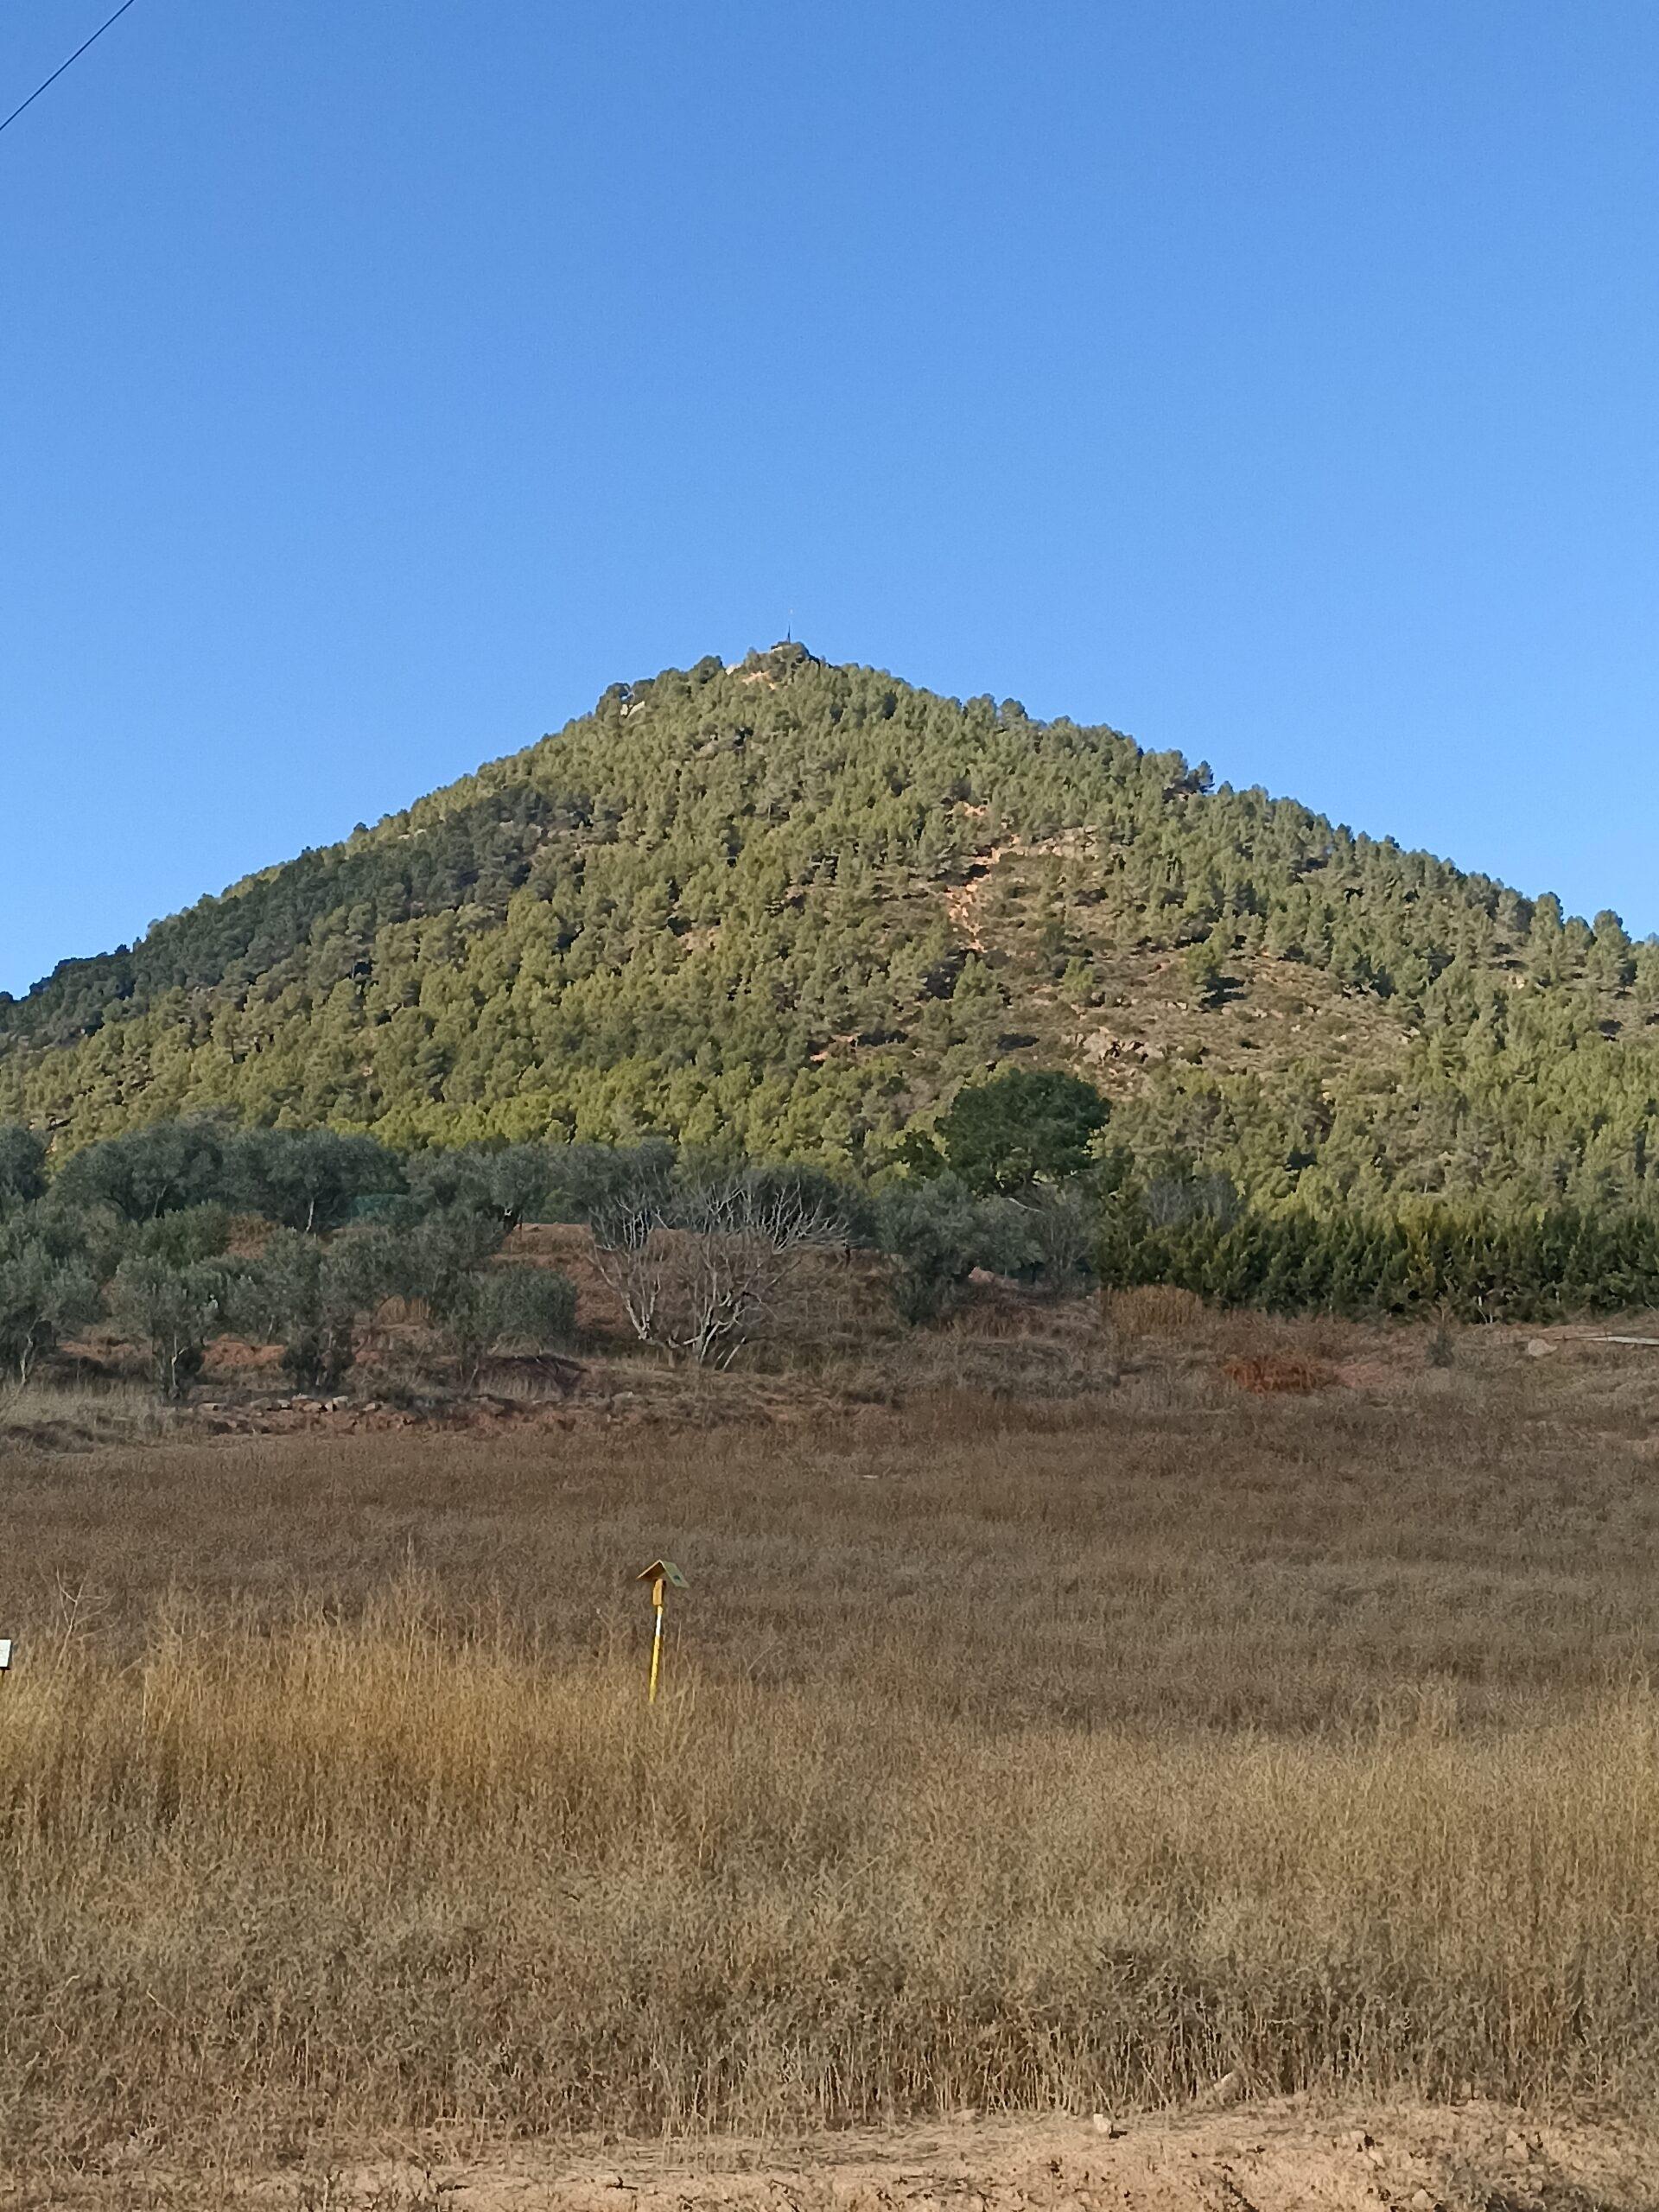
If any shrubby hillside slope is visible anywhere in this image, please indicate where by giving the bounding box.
[4,642,1656,1212]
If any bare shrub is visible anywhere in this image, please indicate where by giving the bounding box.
[1020,1184,1096,1295]
[590,1166,846,1365]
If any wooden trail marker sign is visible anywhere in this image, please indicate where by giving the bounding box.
[635,1560,687,1704]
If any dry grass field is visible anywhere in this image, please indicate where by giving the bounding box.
[5,1308,1659,2198]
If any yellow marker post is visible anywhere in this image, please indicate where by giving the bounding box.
[635,1559,688,1704]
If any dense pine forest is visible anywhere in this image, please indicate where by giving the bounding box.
[4,642,1658,1221]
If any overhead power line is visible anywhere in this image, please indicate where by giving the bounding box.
[0,0,140,139]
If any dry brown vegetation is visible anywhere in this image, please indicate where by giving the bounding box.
[1218,1351,1336,1393]
[5,1315,1659,2191]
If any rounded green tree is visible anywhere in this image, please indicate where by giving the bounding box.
[934,1069,1109,1198]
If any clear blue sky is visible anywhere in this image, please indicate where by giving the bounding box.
[3,1,1656,999]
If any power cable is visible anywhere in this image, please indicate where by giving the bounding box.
[0,0,140,139]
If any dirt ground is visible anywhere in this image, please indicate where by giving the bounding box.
[16,2103,1656,2211]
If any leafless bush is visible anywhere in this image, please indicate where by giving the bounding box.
[1020,1185,1096,1294]
[589,1167,847,1365]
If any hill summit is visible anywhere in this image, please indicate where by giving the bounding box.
[3,646,1657,1213]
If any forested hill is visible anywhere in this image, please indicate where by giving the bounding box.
[4,642,1658,1213]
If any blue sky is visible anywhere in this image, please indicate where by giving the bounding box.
[3,1,1656,999]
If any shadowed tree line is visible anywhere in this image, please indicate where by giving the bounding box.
[0,1122,578,1400]
[3,1065,1658,1400]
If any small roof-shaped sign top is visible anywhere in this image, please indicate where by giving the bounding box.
[636,1559,688,1590]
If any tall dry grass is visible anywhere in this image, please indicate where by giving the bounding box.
[5,1594,1659,2164]
[10,1363,1659,1731]
[9,1351,1659,2169]
[0,1376,175,1452]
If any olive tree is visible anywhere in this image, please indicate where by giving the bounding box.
[125,1204,234,1268]
[872,1178,1035,1324]
[404,1142,552,1231]
[55,1123,228,1222]
[110,1256,229,1400]
[0,1209,100,1386]
[231,1226,402,1391]
[369,1206,577,1385]
[426,1264,577,1385]
[226,1128,403,1233]
[0,1125,48,1211]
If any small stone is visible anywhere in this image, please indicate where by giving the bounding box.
[1090,2113,1125,2138]
[1526,1338,1556,1358]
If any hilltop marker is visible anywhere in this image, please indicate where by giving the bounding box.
[635,1560,687,1704]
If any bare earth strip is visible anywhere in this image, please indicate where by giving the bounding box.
[290,2107,1659,2212]
[19,2105,1652,2212]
